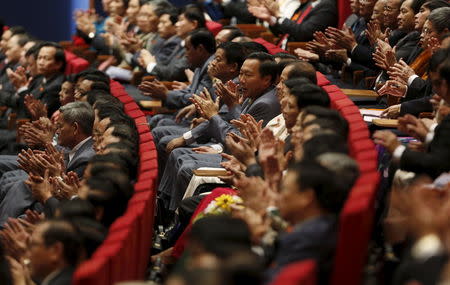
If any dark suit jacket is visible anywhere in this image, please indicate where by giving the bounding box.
[0,61,20,107]
[400,114,450,178]
[150,41,188,82]
[395,31,420,61]
[164,55,215,109]
[207,86,280,145]
[17,73,64,118]
[266,215,337,285]
[45,267,74,285]
[151,35,182,64]
[401,76,431,102]
[400,96,433,116]
[269,0,337,42]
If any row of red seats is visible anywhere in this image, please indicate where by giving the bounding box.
[271,77,380,285]
[72,81,158,285]
[64,50,89,75]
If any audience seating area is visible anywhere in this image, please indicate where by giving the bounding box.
[73,81,158,285]
[69,67,379,284]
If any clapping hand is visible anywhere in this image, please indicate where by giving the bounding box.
[225,132,257,166]
[24,94,47,120]
[378,79,407,97]
[191,88,220,120]
[215,80,239,108]
[326,26,357,52]
[373,130,401,153]
[7,66,30,90]
[138,79,169,99]
[388,59,415,83]
[138,49,156,69]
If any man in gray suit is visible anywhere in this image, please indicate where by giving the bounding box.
[0,102,95,226]
[158,52,281,211]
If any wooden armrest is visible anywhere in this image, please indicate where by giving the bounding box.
[372,119,398,128]
[193,168,228,177]
[286,42,308,55]
[139,100,162,108]
[59,41,74,49]
[341,89,378,98]
[353,70,364,86]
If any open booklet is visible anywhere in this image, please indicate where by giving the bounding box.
[360,109,384,123]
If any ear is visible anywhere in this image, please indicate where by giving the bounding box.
[192,20,199,29]
[299,188,316,208]
[49,241,65,261]
[230,62,238,74]
[73,121,80,135]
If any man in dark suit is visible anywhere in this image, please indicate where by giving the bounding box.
[249,0,337,48]
[29,219,82,285]
[0,102,95,225]
[266,161,346,285]
[373,55,450,179]
[140,30,216,127]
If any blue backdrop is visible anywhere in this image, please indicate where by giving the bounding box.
[0,0,89,42]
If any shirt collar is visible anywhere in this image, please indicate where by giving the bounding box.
[68,136,91,162]
[41,269,63,285]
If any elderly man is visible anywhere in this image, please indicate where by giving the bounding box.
[0,102,95,224]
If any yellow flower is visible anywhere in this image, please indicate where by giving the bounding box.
[214,194,235,211]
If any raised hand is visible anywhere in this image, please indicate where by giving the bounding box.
[326,26,357,52]
[377,79,407,97]
[324,49,348,64]
[295,48,319,62]
[138,80,169,99]
[138,49,156,69]
[247,5,272,22]
[7,66,29,90]
[175,104,197,123]
[25,169,54,203]
[191,88,220,120]
[215,80,239,108]
[225,133,257,166]
[388,59,416,83]
[372,130,401,153]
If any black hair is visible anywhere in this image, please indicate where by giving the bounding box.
[429,48,450,72]
[86,170,133,227]
[422,0,450,11]
[245,52,278,84]
[286,61,317,84]
[188,30,216,54]
[90,81,111,93]
[221,26,245,41]
[151,0,174,17]
[75,69,110,85]
[181,4,206,28]
[64,74,77,84]
[13,33,30,47]
[288,161,346,213]
[274,52,297,60]
[302,133,349,160]
[277,58,298,77]
[70,217,107,258]
[25,41,42,58]
[439,56,450,85]
[303,117,349,139]
[162,7,179,24]
[89,152,137,180]
[287,82,330,109]
[241,42,268,55]
[57,199,97,220]
[189,216,252,259]
[8,26,26,36]
[108,123,139,146]
[218,42,246,69]
[89,92,124,110]
[302,106,349,136]
[38,41,66,73]
[41,219,83,267]
[411,0,427,13]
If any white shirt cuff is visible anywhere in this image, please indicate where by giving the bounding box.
[277,17,286,25]
[407,74,419,86]
[351,44,358,54]
[210,144,223,153]
[392,145,406,162]
[425,123,438,144]
[17,86,28,94]
[146,62,157,73]
[183,131,192,141]
[346,58,352,66]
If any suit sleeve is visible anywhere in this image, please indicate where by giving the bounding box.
[165,87,193,109]
[399,96,432,116]
[270,4,337,41]
[399,116,450,178]
[151,57,188,82]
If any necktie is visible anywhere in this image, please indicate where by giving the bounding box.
[277,4,313,49]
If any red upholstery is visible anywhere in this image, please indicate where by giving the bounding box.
[73,82,158,284]
[253,38,288,55]
[316,72,330,86]
[63,51,89,75]
[269,260,317,285]
[206,21,223,36]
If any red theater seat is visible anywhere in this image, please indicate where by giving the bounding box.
[269,260,317,285]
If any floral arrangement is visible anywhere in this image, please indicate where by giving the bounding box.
[194,194,244,222]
